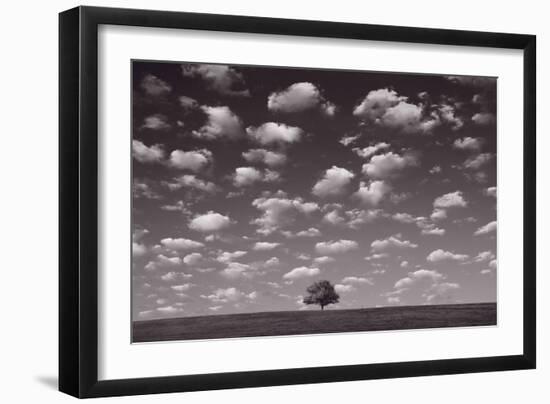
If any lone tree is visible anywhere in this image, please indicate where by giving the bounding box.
[303,280,340,310]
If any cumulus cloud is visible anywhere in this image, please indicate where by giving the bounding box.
[453,137,483,151]
[252,195,318,235]
[353,88,433,133]
[160,238,204,251]
[132,140,165,163]
[216,250,248,263]
[371,235,418,252]
[133,242,147,258]
[354,180,391,206]
[253,242,280,251]
[427,249,469,262]
[169,149,213,171]
[472,112,496,125]
[220,262,255,279]
[296,228,321,237]
[283,266,321,279]
[463,153,494,170]
[247,122,303,146]
[156,305,184,314]
[339,134,360,147]
[315,239,358,255]
[133,180,161,200]
[335,284,355,293]
[342,276,373,285]
[202,287,248,304]
[161,271,192,281]
[183,252,203,265]
[313,256,335,265]
[193,106,244,140]
[430,208,448,221]
[140,74,172,96]
[323,209,346,225]
[394,269,445,289]
[267,82,335,115]
[353,88,464,133]
[312,166,355,198]
[352,142,390,159]
[233,166,263,187]
[171,283,194,292]
[189,211,232,232]
[163,174,218,193]
[485,186,497,197]
[361,152,418,179]
[242,149,287,167]
[142,114,170,130]
[434,191,467,208]
[353,88,406,121]
[474,220,497,236]
[474,251,495,262]
[144,254,182,271]
[421,226,445,236]
[178,95,199,110]
[181,63,250,96]
[232,167,280,187]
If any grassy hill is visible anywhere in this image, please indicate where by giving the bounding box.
[133,302,496,343]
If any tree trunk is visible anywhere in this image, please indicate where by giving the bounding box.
[321,305,324,310]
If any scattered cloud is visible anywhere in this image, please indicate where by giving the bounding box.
[339,134,360,146]
[252,195,318,235]
[362,152,418,179]
[142,114,170,130]
[352,142,390,159]
[247,122,303,146]
[342,276,373,285]
[183,252,203,265]
[233,167,280,187]
[141,74,171,96]
[253,242,280,251]
[160,238,204,251]
[371,235,418,252]
[315,239,358,255]
[132,140,165,163]
[472,112,496,125]
[485,186,497,197]
[164,175,218,193]
[313,256,336,265]
[312,166,355,198]
[189,211,232,232]
[283,266,321,279]
[216,250,248,263]
[267,82,336,115]
[354,180,391,206]
[474,221,497,236]
[169,149,213,172]
[182,63,250,96]
[242,149,287,167]
[453,137,483,151]
[193,106,244,140]
[427,249,469,262]
[464,153,494,170]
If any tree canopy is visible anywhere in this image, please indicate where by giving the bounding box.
[303,280,340,310]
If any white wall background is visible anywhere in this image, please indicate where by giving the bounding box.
[0,1,546,402]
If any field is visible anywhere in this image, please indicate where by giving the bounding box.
[132,302,496,343]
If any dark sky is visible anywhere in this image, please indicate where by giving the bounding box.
[131,60,497,321]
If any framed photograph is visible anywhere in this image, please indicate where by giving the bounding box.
[59,6,536,398]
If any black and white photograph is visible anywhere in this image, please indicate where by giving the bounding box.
[131,60,497,343]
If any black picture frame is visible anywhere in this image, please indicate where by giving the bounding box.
[59,5,536,398]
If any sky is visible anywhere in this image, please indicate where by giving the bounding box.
[132,60,497,321]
